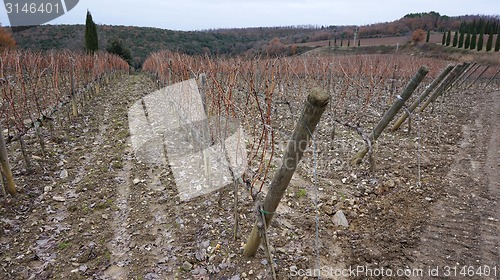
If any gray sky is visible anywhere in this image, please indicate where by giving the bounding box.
[1,0,499,31]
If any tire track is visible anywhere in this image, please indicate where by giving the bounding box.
[409,91,499,279]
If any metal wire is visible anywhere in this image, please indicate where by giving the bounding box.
[305,124,321,279]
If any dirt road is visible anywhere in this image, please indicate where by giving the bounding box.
[408,90,499,279]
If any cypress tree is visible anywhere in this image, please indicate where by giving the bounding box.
[470,32,477,50]
[465,33,471,49]
[442,32,446,45]
[85,10,98,54]
[459,21,466,33]
[470,19,477,33]
[452,31,458,47]
[458,31,465,48]
[495,28,500,52]
[426,30,430,43]
[485,31,493,51]
[446,30,451,46]
[477,32,484,51]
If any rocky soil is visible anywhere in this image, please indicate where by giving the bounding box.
[0,73,498,280]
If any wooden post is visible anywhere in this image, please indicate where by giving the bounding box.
[0,123,16,196]
[199,73,207,114]
[466,65,490,90]
[456,63,481,89]
[391,64,454,131]
[483,67,500,90]
[351,66,429,164]
[418,63,465,113]
[71,67,78,117]
[243,88,329,257]
[450,62,473,88]
[453,62,470,86]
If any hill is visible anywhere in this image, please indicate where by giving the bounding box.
[9,12,499,67]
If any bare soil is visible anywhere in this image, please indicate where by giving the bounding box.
[0,73,498,280]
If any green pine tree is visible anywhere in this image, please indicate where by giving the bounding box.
[485,31,493,51]
[470,32,477,50]
[106,37,132,65]
[452,31,458,47]
[85,10,98,54]
[477,32,484,51]
[426,30,430,42]
[458,31,465,48]
[446,30,451,46]
[465,33,471,49]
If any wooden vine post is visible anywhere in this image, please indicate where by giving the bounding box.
[71,65,78,117]
[0,123,16,196]
[391,64,455,131]
[351,66,429,164]
[418,63,466,113]
[243,88,329,257]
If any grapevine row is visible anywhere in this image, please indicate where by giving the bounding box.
[0,49,129,141]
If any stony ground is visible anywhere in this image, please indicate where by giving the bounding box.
[0,72,498,280]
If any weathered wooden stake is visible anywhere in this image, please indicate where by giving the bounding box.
[466,65,490,90]
[391,64,454,131]
[418,63,465,113]
[483,68,500,89]
[71,67,78,117]
[450,62,473,88]
[456,63,480,89]
[199,73,207,114]
[0,123,16,196]
[243,88,329,257]
[351,66,429,164]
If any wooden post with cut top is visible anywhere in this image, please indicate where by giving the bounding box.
[351,66,429,164]
[243,88,329,257]
[391,64,454,131]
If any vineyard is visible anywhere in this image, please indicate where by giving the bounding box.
[0,48,499,279]
[142,51,495,194]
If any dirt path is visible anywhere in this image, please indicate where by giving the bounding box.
[408,90,499,279]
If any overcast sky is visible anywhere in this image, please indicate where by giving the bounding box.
[1,0,499,31]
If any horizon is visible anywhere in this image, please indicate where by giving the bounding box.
[1,0,499,31]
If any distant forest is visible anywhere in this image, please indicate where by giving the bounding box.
[8,12,500,67]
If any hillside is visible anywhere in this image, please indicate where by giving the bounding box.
[10,12,499,67]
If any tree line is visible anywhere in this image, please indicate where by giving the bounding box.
[440,18,500,52]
